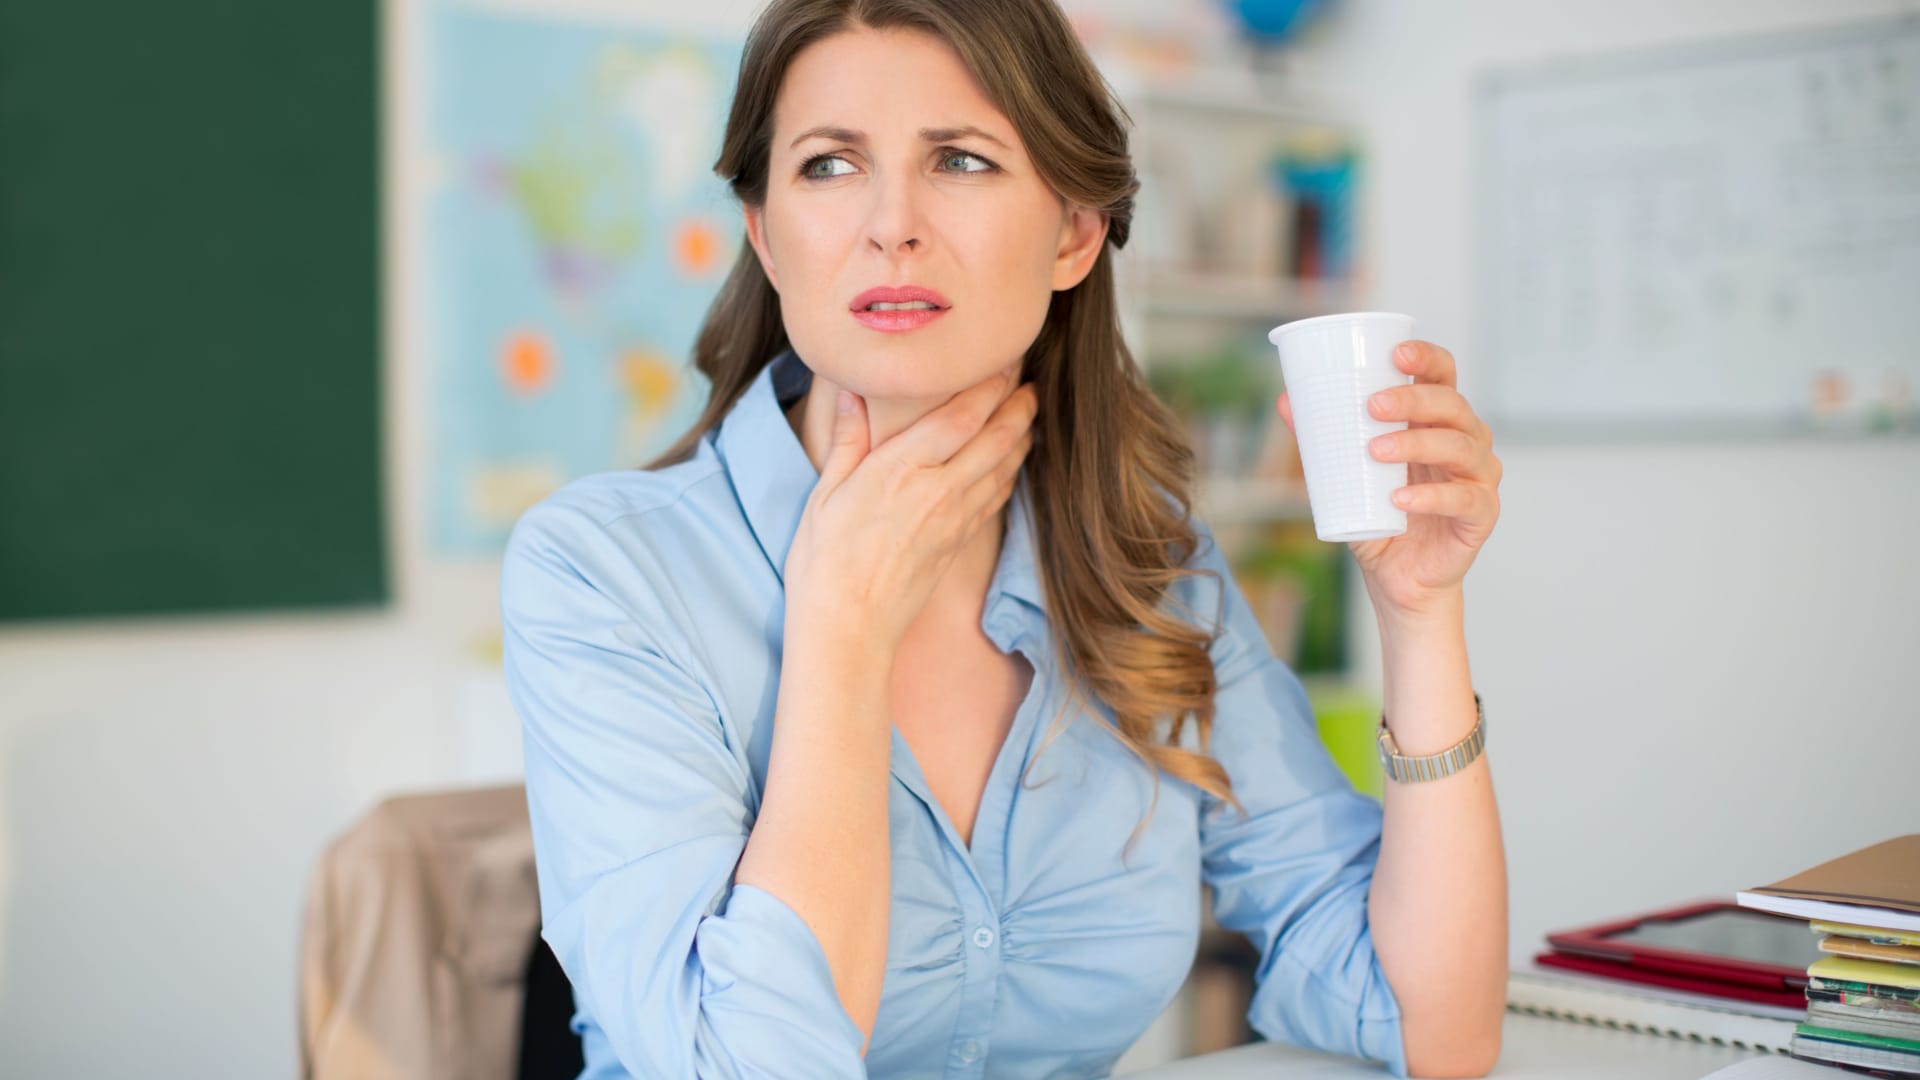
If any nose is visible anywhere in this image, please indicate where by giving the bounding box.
[863,169,925,256]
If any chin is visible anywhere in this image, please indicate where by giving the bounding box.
[805,330,988,404]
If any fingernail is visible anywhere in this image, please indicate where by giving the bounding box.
[837,390,855,415]
[1396,343,1418,365]
[1372,435,1396,457]
[1371,393,1395,417]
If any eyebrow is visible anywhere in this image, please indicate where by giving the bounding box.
[787,124,1011,151]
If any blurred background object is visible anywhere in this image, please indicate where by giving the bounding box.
[1471,17,1920,440]
[2,0,1917,1076]
[0,2,385,622]
[425,9,741,553]
[1225,0,1332,44]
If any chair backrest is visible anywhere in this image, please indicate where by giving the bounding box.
[301,784,572,1080]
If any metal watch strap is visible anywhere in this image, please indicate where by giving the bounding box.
[1376,693,1485,784]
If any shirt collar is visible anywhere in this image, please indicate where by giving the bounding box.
[715,348,1043,615]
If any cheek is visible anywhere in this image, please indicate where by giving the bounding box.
[965,213,1063,336]
[761,199,851,339]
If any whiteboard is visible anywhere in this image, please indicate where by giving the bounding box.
[1474,17,1920,439]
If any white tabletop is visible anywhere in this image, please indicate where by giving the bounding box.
[1132,1010,1770,1079]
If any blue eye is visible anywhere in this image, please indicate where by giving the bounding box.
[798,147,1006,180]
[939,149,996,173]
[799,154,856,180]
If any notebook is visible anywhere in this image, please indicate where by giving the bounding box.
[1506,966,1800,1053]
[1815,922,1920,949]
[1739,836,1920,933]
[1821,937,1920,966]
[1791,1028,1920,1075]
[1809,956,1920,993]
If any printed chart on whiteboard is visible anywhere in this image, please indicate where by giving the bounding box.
[1474,18,1920,438]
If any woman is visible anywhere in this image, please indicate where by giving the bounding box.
[500,0,1507,1076]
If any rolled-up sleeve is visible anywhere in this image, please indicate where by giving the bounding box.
[500,500,867,1078]
[1186,522,1408,1078]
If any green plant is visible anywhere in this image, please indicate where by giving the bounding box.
[1148,345,1270,419]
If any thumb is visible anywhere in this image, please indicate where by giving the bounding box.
[1276,392,1295,434]
[818,388,869,490]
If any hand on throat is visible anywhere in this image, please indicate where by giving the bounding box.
[784,377,1012,628]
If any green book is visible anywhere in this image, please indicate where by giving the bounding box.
[1796,1022,1920,1054]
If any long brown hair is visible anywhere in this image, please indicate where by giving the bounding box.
[646,0,1246,839]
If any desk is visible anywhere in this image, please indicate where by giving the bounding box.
[1132,1010,1768,1078]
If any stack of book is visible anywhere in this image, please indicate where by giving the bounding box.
[1739,834,1920,1076]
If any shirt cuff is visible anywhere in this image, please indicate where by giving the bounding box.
[693,882,868,1071]
[1360,1005,1410,1079]
[1253,946,1408,1078]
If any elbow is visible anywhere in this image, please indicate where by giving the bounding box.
[1403,1012,1503,1078]
[1406,1033,1501,1078]
[1406,1042,1501,1079]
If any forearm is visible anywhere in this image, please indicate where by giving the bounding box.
[1365,590,1508,1078]
[734,627,894,1052]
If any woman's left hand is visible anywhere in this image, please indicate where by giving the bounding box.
[1277,340,1502,621]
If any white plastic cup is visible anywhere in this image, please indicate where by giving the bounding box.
[1266,312,1416,543]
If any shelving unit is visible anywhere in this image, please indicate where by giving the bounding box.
[1103,68,1365,536]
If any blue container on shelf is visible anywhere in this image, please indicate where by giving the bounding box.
[1224,0,1331,44]
[1275,143,1357,281]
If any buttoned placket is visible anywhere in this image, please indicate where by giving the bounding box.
[886,592,1045,1076]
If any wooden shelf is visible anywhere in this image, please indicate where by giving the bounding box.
[1104,68,1349,127]
[1133,83,1330,124]
[1124,268,1357,322]
[1195,477,1312,525]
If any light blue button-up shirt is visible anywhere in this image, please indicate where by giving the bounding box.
[500,348,1407,1079]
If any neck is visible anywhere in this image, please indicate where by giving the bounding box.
[786,375,1009,624]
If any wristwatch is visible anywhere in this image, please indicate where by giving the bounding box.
[1376,693,1486,784]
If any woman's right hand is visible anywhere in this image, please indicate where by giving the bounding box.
[783,365,1039,655]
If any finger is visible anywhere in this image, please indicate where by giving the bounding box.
[1391,479,1498,523]
[944,382,1038,487]
[961,428,1033,524]
[1393,340,1458,389]
[1276,392,1294,432]
[816,389,870,492]
[885,366,1020,467]
[1369,383,1490,443]
[1370,427,1495,480]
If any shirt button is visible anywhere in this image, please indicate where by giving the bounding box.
[958,1040,981,1063]
[972,925,996,949]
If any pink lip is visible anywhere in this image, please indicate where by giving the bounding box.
[848,284,952,334]
[849,284,951,309]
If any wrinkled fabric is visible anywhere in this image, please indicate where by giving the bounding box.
[298,785,539,1080]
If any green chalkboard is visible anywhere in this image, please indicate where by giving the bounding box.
[0,2,385,620]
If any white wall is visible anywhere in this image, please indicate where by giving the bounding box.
[2,1,1916,1076]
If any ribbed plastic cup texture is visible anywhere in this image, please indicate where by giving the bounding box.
[1267,312,1416,543]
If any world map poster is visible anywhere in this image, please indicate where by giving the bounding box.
[428,3,742,553]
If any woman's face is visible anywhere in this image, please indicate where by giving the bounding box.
[744,24,1107,405]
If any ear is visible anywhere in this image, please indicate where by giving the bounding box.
[743,203,780,292]
[1050,202,1109,291]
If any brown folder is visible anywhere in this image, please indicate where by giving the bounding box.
[1750,835,1920,916]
